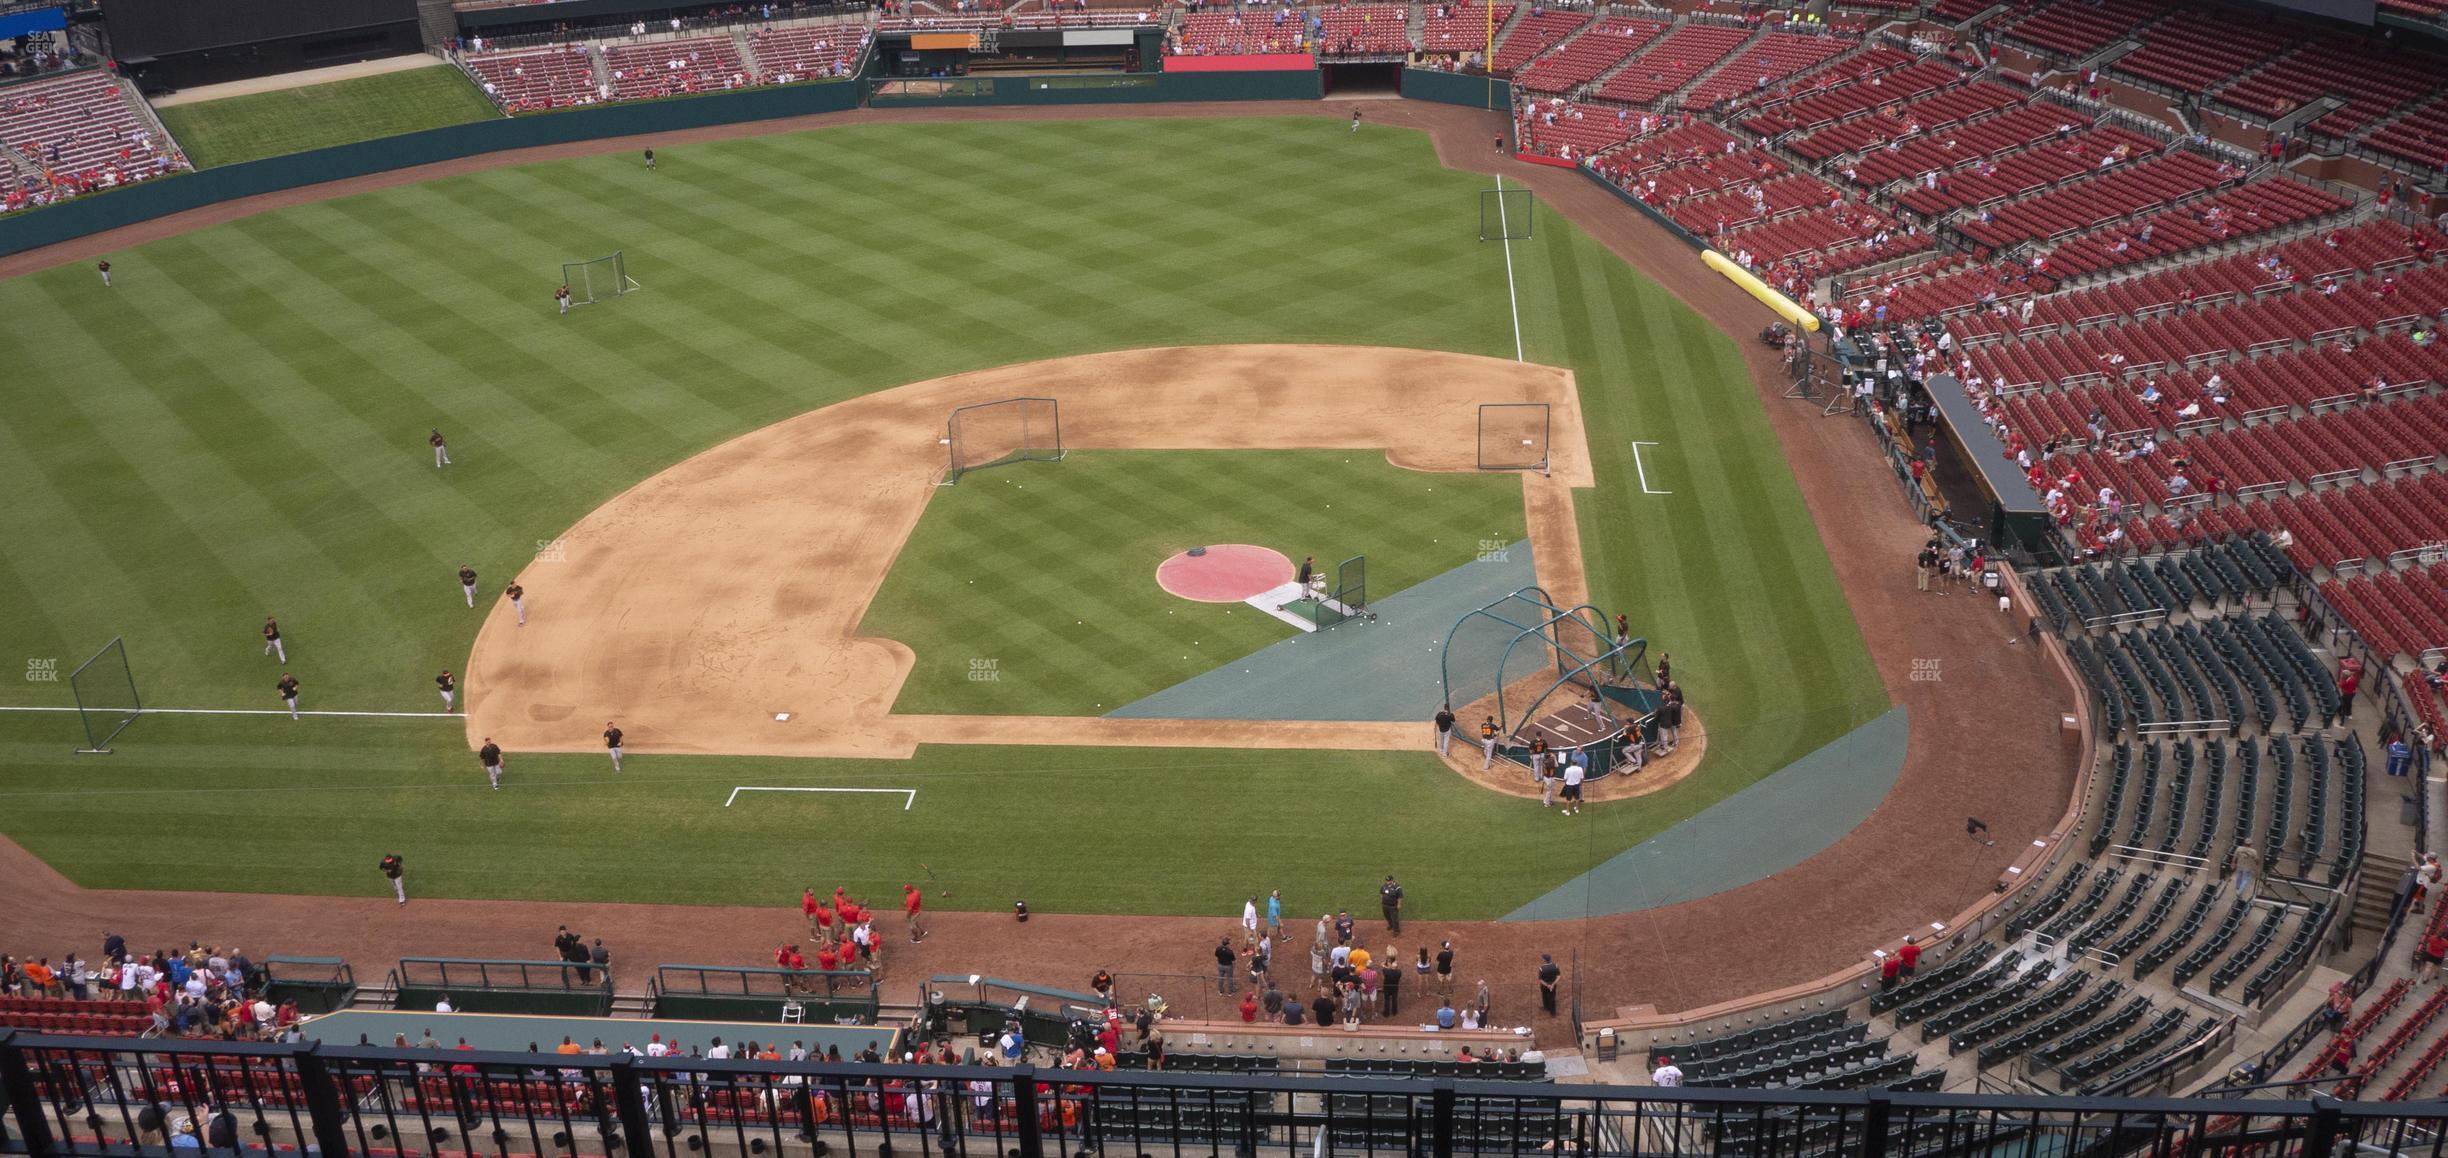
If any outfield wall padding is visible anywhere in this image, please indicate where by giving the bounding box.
[1399,67,1509,110]
[0,80,861,260]
[868,68,1318,107]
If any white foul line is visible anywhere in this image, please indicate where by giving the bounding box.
[1496,175,1524,363]
[0,705,463,719]
[725,786,916,810]
[1630,441,1671,494]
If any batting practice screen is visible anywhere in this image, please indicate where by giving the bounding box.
[1480,187,1534,242]
[69,637,140,753]
[945,397,1063,483]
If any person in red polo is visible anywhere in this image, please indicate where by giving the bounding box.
[802,888,820,933]
[1898,936,1922,978]
[813,898,836,945]
[1878,953,1901,991]
[905,884,927,944]
[815,943,840,972]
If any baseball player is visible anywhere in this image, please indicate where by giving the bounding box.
[430,429,451,468]
[261,615,285,663]
[505,580,526,625]
[556,285,571,316]
[604,721,624,771]
[97,259,111,287]
[1350,108,1362,134]
[436,670,456,711]
[458,564,478,607]
[379,853,407,906]
[479,737,504,790]
[644,148,656,170]
[276,672,301,721]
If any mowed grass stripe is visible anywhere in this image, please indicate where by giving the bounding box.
[0,118,1884,914]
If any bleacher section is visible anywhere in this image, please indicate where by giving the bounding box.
[0,70,186,213]
[746,23,871,82]
[0,994,150,1037]
[1679,29,1852,112]
[1419,2,1513,60]
[1514,15,1666,95]
[463,44,602,112]
[603,36,750,101]
[1313,4,1413,56]
[1489,7,1588,74]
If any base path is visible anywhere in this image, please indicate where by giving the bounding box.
[465,345,1594,759]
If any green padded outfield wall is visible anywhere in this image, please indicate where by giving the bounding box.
[0,79,861,259]
[1400,68,1509,111]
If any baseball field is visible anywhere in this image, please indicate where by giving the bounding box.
[0,113,1886,923]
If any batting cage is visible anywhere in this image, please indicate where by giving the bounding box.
[944,396,1063,484]
[1438,587,1653,778]
[1283,554,1368,630]
[1479,186,1533,242]
[1478,402,1552,472]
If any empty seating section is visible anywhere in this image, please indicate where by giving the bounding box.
[1592,120,1784,198]
[1173,11,1307,55]
[1999,0,2166,60]
[1955,149,2225,249]
[1679,30,1851,112]
[0,995,151,1036]
[745,24,869,82]
[1491,9,1588,73]
[1929,0,1993,19]
[2215,41,2444,134]
[464,45,600,112]
[2367,96,2448,171]
[1593,23,1750,106]
[1670,172,1836,234]
[1790,81,2024,166]
[1896,125,2159,217]
[1849,104,2097,189]
[1739,56,1967,137]
[1515,16,1665,94]
[1419,3,1512,58]
[2045,180,2356,279]
[0,70,185,207]
[603,37,748,101]
[1314,5,1413,56]
[1513,98,1638,160]
[2108,9,2287,95]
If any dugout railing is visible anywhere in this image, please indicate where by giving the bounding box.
[7,1033,2448,1158]
[649,965,879,1026]
[388,958,614,1018]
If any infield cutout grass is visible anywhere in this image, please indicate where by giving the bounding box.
[859,450,1526,717]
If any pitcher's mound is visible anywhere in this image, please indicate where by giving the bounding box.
[1157,544,1293,603]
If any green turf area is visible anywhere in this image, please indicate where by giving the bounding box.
[0,116,1885,913]
[155,67,499,168]
[0,712,1696,921]
[862,450,1524,716]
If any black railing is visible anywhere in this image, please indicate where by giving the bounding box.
[11,1035,2448,1158]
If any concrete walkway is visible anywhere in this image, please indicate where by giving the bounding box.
[152,55,451,107]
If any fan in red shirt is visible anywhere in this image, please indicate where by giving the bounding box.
[904,884,927,944]
[1897,937,1922,977]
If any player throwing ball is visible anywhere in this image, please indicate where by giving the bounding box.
[479,737,504,790]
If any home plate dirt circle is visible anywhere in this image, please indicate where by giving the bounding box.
[1156,544,1294,603]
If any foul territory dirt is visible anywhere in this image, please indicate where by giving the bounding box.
[0,101,2074,1028]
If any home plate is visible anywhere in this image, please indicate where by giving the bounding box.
[1246,581,1357,632]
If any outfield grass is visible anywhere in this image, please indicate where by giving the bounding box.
[156,67,500,168]
[0,117,1885,912]
[862,450,1525,716]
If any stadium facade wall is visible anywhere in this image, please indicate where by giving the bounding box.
[0,80,862,259]
[1398,67,1508,111]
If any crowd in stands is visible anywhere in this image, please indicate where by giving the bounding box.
[453,18,867,112]
[1,937,302,1040]
[0,69,188,216]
